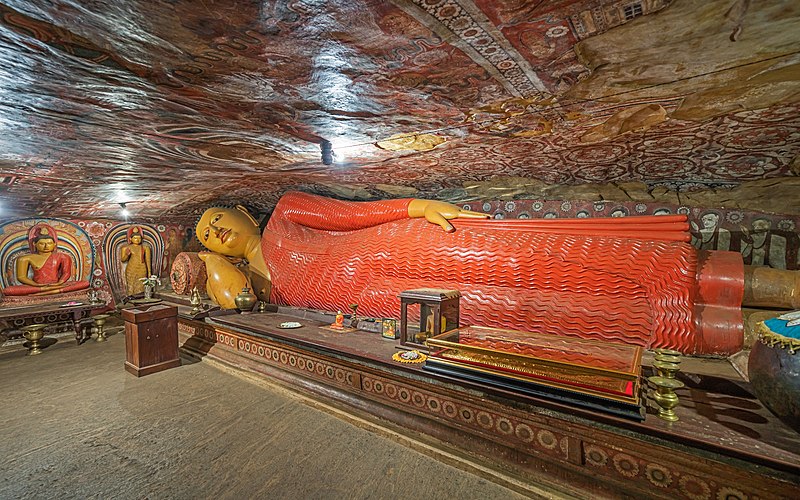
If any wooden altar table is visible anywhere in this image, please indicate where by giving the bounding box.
[0,301,106,344]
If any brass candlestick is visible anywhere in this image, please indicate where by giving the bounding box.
[654,354,681,365]
[652,360,681,379]
[654,348,682,358]
[21,324,47,356]
[257,301,268,313]
[93,314,111,342]
[648,376,685,422]
[349,303,359,327]
[653,347,682,379]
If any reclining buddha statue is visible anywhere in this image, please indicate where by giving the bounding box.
[196,192,799,355]
[2,223,90,297]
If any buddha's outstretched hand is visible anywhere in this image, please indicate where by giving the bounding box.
[408,199,489,232]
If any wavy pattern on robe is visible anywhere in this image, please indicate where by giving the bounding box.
[261,193,713,353]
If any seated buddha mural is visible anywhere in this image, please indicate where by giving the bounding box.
[2,223,90,297]
[195,192,800,356]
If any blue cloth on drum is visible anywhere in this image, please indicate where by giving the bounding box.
[765,318,800,339]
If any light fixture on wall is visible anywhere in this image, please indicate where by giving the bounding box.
[320,140,333,165]
[119,202,130,218]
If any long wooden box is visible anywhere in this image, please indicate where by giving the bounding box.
[425,326,645,420]
[121,304,181,377]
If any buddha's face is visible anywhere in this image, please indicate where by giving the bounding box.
[131,234,142,245]
[35,237,56,253]
[196,207,259,257]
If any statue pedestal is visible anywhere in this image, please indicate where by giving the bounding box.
[121,304,180,377]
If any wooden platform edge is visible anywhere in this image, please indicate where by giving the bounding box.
[177,318,800,499]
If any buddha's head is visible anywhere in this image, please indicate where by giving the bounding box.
[34,236,56,254]
[196,205,260,258]
[127,226,143,245]
[27,224,59,253]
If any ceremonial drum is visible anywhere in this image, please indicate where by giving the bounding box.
[748,314,800,432]
[170,252,207,295]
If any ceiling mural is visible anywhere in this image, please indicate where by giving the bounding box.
[0,0,798,222]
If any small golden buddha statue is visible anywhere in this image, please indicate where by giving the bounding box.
[120,226,152,296]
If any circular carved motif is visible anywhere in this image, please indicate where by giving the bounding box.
[612,453,640,478]
[362,378,373,392]
[644,463,673,488]
[584,444,609,467]
[715,486,748,500]
[514,423,534,442]
[536,430,558,450]
[412,392,425,408]
[374,381,384,394]
[385,383,397,398]
[476,411,493,429]
[496,417,513,435]
[399,389,411,403]
[679,475,712,500]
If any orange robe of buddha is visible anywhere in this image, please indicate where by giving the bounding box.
[262,192,744,355]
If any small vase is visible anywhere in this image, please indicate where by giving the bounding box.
[144,285,154,300]
[234,287,257,311]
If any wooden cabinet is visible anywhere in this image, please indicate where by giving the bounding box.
[121,304,181,377]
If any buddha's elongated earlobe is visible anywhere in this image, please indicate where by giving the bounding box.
[235,205,259,228]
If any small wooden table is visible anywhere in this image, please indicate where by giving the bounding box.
[121,304,181,377]
[0,301,106,344]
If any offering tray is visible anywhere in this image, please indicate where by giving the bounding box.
[425,326,645,420]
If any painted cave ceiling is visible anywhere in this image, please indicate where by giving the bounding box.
[0,0,798,222]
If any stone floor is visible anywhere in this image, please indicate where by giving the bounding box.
[0,322,564,500]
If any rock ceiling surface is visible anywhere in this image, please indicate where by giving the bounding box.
[0,0,798,221]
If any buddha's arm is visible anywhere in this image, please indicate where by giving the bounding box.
[272,191,487,232]
[14,256,41,287]
[55,253,72,284]
[199,252,250,309]
[120,245,131,262]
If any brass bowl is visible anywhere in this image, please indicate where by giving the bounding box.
[21,324,48,355]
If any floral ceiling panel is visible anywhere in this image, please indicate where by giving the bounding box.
[0,0,798,221]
